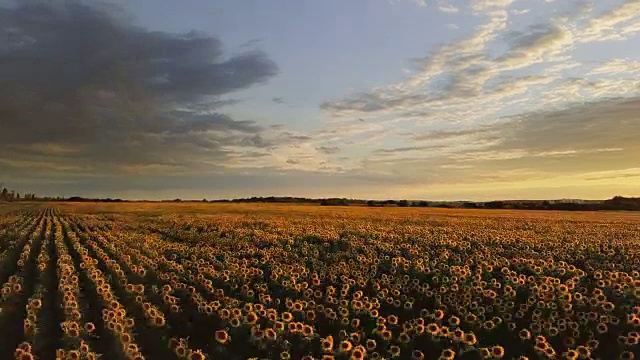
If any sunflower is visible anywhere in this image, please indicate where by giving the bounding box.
[426,323,440,336]
[351,318,360,328]
[389,345,401,358]
[84,322,96,333]
[215,330,230,344]
[565,350,578,360]
[152,315,165,327]
[491,345,505,359]
[365,339,377,351]
[351,346,366,360]
[322,338,334,353]
[576,346,590,358]
[596,322,608,334]
[448,316,460,327]
[265,328,277,341]
[244,311,258,325]
[302,324,314,337]
[440,348,455,360]
[380,330,393,341]
[463,332,477,346]
[398,332,411,344]
[517,328,531,340]
[620,351,635,360]
[339,340,353,353]
[229,317,241,328]
[274,321,285,332]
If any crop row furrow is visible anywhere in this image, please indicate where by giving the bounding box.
[71,219,202,359]
[0,209,47,358]
[58,215,141,360]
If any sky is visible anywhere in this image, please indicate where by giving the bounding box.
[1,0,639,200]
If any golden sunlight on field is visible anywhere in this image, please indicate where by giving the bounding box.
[0,203,639,359]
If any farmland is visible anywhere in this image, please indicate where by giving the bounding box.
[0,203,639,360]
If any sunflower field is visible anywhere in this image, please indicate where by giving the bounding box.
[0,203,638,360]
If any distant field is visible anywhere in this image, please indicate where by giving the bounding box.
[1,202,639,359]
[0,202,42,215]
[54,200,640,220]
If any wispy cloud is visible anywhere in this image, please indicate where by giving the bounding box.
[511,8,530,15]
[579,0,640,42]
[588,59,640,75]
[389,0,427,7]
[583,168,640,181]
[316,146,341,155]
[316,0,640,198]
[438,4,459,14]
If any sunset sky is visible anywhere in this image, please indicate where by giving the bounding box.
[1,0,639,200]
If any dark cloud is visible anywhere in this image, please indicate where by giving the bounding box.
[210,98,242,108]
[495,23,567,68]
[279,132,312,142]
[316,146,340,154]
[320,92,427,114]
[490,97,640,155]
[272,97,285,104]
[240,38,263,49]
[373,144,442,155]
[0,1,278,174]
[503,24,565,53]
[168,112,263,135]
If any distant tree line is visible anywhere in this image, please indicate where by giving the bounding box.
[195,196,640,211]
[472,197,640,211]
[64,196,126,203]
[366,200,428,207]
[208,196,361,206]
[0,186,38,202]
[204,196,640,211]
[3,189,640,211]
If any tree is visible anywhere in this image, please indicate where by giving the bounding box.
[484,201,504,209]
